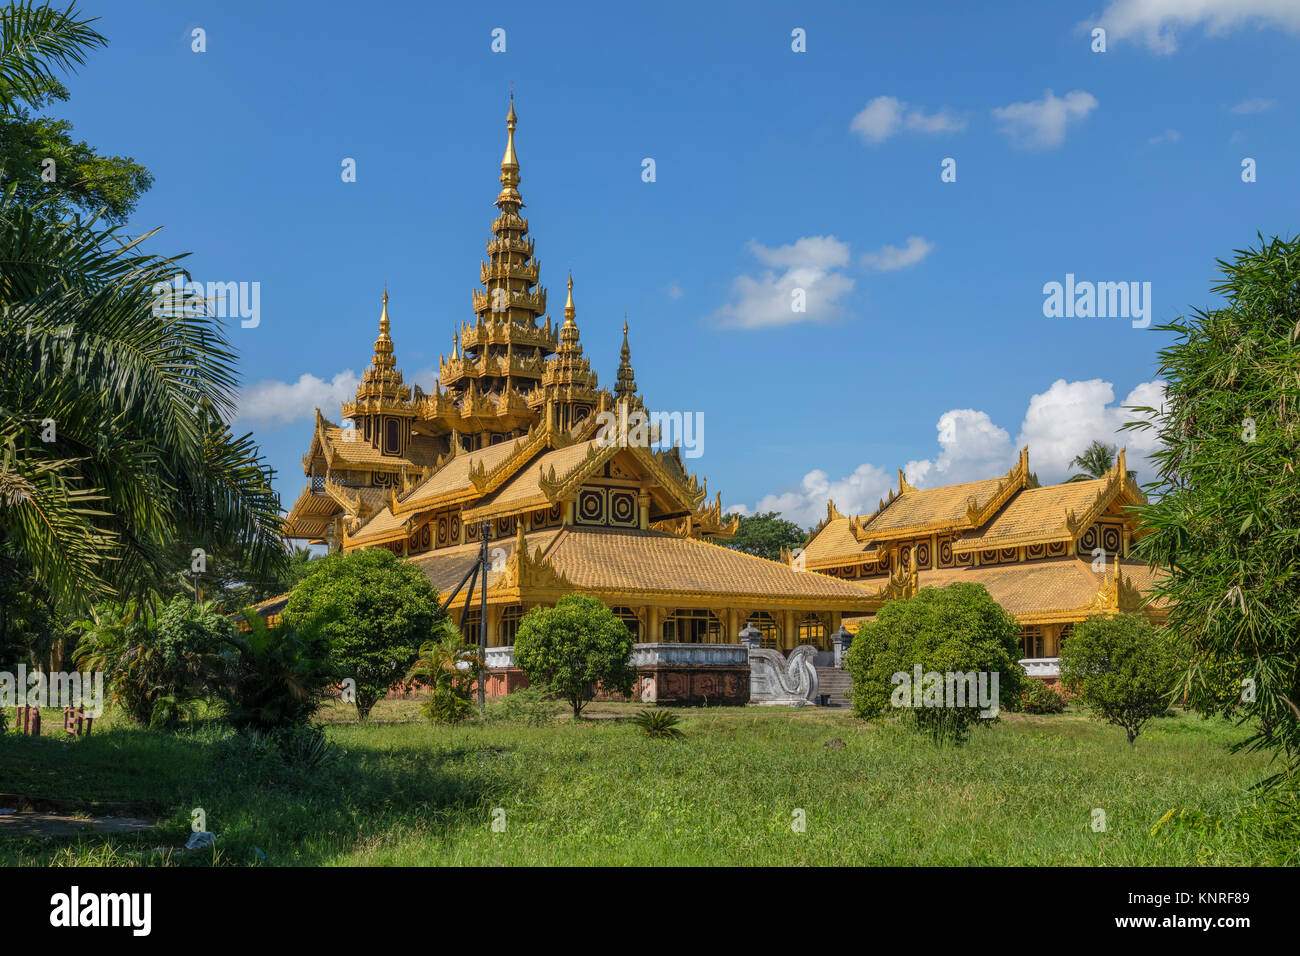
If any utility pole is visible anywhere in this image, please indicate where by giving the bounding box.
[440,520,493,716]
[478,521,489,715]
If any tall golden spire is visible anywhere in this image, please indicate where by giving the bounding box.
[498,92,521,207]
[615,317,637,402]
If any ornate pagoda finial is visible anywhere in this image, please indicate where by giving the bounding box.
[615,316,637,402]
[345,286,412,423]
[559,273,580,349]
[371,288,395,371]
[498,92,521,206]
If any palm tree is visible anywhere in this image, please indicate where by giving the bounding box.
[0,3,288,610]
[1067,440,1136,483]
[407,623,481,723]
[1,191,289,607]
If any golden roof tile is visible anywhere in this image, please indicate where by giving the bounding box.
[395,438,522,512]
[462,439,604,519]
[407,529,563,595]
[543,526,879,606]
[953,479,1107,551]
[850,557,1165,622]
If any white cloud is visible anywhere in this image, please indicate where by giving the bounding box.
[862,236,935,271]
[748,236,849,271]
[1013,378,1165,481]
[1147,128,1181,145]
[713,236,855,329]
[1091,0,1300,54]
[1231,97,1276,114]
[992,89,1098,150]
[236,369,358,428]
[851,96,903,143]
[850,96,966,144]
[733,378,1166,526]
[742,463,895,529]
[407,367,438,392]
[914,409,1015,486]
[667,281,684,300]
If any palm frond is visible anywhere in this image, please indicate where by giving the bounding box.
[0,1,105,113]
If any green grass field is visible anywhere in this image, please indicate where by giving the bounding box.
[1,701,1294,866]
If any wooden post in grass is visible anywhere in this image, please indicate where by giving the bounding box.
[478,521,489,715]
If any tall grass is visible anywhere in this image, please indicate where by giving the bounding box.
[0,703,1289,866]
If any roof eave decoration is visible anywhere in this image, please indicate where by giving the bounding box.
[343,508,413,549]
[950,530,1073,555]
[467,421,551,495]
[877,550,919,602]
[803,498,848,550]
[392,426,537,518]
[852,486,902,542]
[964,446,1030,527]
[1089,563,1145,614]
[629,443,708,512]
[309,408,343,471]
[489,524,573,593]
[536,440,620,502]
[1064,447,1144,538]
[651,491,738,540]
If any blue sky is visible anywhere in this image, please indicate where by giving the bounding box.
[67,0,1300,527]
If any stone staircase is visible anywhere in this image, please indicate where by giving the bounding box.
[815,667,853,707]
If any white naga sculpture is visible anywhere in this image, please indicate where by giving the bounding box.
[747,645,820,706]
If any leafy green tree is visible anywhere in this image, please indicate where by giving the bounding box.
[1067,440,1135,482]
[164,543,319,613]
[846,583,1024,744]
[0,4,152,223]
[513,595,636,718]
[719,510,807,562]
[284,548,441,720]
[74,597,232,728]
[218,611,335,733]
[1131,235,1300,782]
[1,79,153,223]
[406,621,480,724]
[1059,614,1182,745]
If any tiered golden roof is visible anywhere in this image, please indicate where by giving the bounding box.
[438,93,560,433]
[802,448,1163,646]
[525,274,600,425]
[282,94,920,644]
[341,290,415,422]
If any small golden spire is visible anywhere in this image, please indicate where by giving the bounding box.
[615,315,637,402]
[370,288,395,371]
[559,272,579,351]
